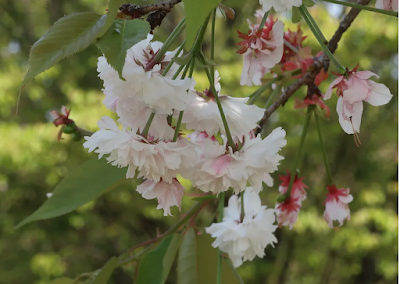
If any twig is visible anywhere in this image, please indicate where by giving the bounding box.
[256,0,371,134]
[119,0,182,31]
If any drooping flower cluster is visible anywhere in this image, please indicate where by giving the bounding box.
[206,189,278,267]
[275,171,308,229]
[237,14,284,86]
[324,185,353,228]
[84,34,287,216]
[324,65,393,136]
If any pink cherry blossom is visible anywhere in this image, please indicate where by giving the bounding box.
[278,170,308,201]
[237,16,284,86]
[324,65,393,136]
[324,185,353,228]
[376,0,398,11]
[137,179,185,216]
[275,196,302,230]
[274,171,307,229]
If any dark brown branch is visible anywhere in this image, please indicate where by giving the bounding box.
[256,0,371,134]
[119,0,182,32]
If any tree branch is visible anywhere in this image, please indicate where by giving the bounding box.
[256,0,371,135]
[119,0,182,32]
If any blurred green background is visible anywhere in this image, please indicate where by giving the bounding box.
[0,0,397,283]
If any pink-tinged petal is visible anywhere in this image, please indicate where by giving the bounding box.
[324,76,343,100]
[365,81,393,106]
[342,76,369,103]
[336,97,354,134]
[213,155,232,175]
[392,0,398,11]
[353,70,379,80]
[350,102,363,133]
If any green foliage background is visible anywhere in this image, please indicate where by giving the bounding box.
[0,0,397,283]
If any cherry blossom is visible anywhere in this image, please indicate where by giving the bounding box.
[274,171,308,229]
[97,34,194,114]
[376,0,398,11]
[83,116,200,182]
[324,65,393,135]
[324,185,353,228]
[192,128,286,194]
[294,94,331,118]
[137,179,185,216]
[182,71,265,136]
[206,189,278,267]
[259,0,302,13]
[49,106,73,126]
[237,16,284,86]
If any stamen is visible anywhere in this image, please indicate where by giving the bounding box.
[350,117,361,147]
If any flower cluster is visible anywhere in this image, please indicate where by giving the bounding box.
[324,65,393,136]
[84,34,287,216]
[275,171,308,229]
[206,189,277,267]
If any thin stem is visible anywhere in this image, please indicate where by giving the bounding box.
[258,10,270,30]
[191,14,211,55]
[263,85,281,109]
[147,18,186,69]
[319,0,398,17]
[248,77,282,105]
[285,105,314,199]
[172,59,195,142]
[314,109,334,184]
[284,39,300,53]
[141,112,155,137]
[224,258,245,284]
[299,6,346,74]
[210,8,216,79]
[171,64,185,80]
[216,193,225,284]
[163,39,186,76]
[240,192,245,222]
[173,111,184,142]
[203,65,235,148]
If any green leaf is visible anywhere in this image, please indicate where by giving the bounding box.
[96,19,150,79]
[97,0,127,38]
[49,278,74,284]
[137,235,175,284]
[16,157,126,228]
[20,12,107,92]
[302,0,316,7]
[91,257,119,284]
[196,234,240,284]
[162,234,182,282]
[292,7,302,23]
[183,0,221,47]
[177,228,197,284]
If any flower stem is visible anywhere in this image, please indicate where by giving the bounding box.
[216,193,225,284]
[172,59,195,142]
[258,10,270,30]
[248,77,282,105]
[284,39,300,53]
[163,39,186,76]
[299,6,346,74]
[314,109,334,184]
[210,8,216,79]
[141,112,155,137]
[203,65,236,148]
[319,0,398,17]
[285,105,314,199]
[191,14,211,55]
[147,18,186,69]
[240,191,245,222]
